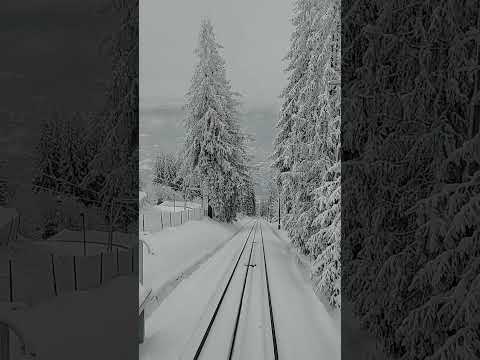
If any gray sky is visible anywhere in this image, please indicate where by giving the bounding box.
[140,0,295,108]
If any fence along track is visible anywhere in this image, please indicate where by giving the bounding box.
[193,220,258,360]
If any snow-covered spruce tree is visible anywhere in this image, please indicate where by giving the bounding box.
[240,179,256,216]
[152,153,182,191]
[34,111,65,192]
[33,111,91,200]
[342,0,480,358]
[273,0,341,308]
[273,0,318,252]
[399,135,480,360]
[238,134,256,217]
[307,0,341,309]
[81,0,138,228]
[181,19,249,223]
[264,168,280,221]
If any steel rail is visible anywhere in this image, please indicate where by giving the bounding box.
[193,220,257,360]
[260,222,279,359]
[227,221,257,360]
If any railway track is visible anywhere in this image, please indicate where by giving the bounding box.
[192,219,278,360]
[260,222,279,360]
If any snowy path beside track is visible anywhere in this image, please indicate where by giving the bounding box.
[141,217,251,316]
[261,220,339,360]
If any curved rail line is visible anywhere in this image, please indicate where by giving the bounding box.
[193,220,258,360]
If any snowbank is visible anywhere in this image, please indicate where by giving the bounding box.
[1,276,138,360]
[139,191,148,210]
[141,217,246,305]
[154,204,185,213]
[159,200,201,209]
[141,203,204,232]
[266,222,340,319]
[36,229,136,255]
[139,282,152,313]
[154,200,202,212]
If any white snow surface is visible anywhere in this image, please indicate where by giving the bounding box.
[139,282,152,313]
[141,217,248,303]
[140,219,340,360]
[1,276,138,360]
[154,201,202,213]
[35,229,135,255]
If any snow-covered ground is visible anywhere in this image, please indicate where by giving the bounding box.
[32,229,135,256]
[0,276,137,360]
[259,221,339,359]
[141,201,204,232]
[155,201,202,212]
[139,191,148,210]
[140,282,152,314]
[140,218,340,360]
[141,217,250,313]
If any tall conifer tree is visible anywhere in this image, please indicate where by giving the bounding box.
[181,19,250,223]
[273,0,341,308]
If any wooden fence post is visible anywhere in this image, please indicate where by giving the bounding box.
[51,254,57,296]
[6,220,13,245]
[15,215,19,242]
[9,260,13,302]
[100,252,103,284]
[131,249,135,273]
[73,256,77,291]
[81,213,86,256]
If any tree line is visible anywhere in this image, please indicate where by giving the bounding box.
[341,0,480,358]
[32,0,138,236]
[272,0,341,309]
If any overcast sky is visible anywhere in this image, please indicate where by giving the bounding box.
[140,0,295,108]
